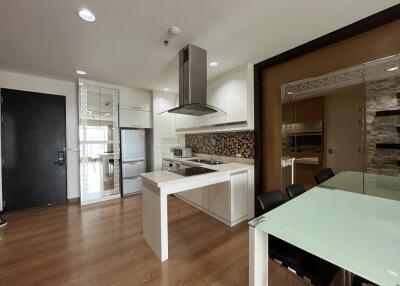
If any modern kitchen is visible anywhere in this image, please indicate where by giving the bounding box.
[76,43,256,260]
[1,2,400,286]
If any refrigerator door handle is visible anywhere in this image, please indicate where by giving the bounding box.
[123,160,144,165]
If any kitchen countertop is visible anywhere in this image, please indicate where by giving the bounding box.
[163,155,253,172]
[140,156,253,188]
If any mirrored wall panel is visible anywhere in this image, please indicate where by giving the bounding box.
[79,84,120,205]
[281,54,400,201]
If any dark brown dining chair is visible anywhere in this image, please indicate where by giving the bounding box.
[285,183,306,199]
[314,168,335,184]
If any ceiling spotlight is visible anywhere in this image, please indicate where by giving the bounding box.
[76,70,87,75]
[78,9,96,22]
[167,26,181,37]
[209,61,218,67]
[387,66,399,72]
[163,88,170,91]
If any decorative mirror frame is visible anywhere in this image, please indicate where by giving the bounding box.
[78,83,120,204]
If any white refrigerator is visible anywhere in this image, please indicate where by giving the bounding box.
[121,129,147,195]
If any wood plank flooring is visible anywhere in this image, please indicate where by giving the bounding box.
[0,195,328,286]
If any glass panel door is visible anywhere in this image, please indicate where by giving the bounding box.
[79,84,120,204]
[281,69,365,193]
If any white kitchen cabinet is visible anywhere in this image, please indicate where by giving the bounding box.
[175,113,199,129]
[174,63,253,132]
[173,168,251,226]
[208,182,230,222]
[120,108,152,128]
[179,187,209,209]
[225,69,247,123]
[208,172,248,224]
[204,78,226,126]
[120,89,152,111]
[230,172,248,222]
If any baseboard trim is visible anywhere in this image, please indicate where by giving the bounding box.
[67,197,80,204]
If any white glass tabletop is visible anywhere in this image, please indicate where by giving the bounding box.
[249,187,400,286]
[320,171,400,201]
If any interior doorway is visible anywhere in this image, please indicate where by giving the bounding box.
[323,85,364,173]
[1,88,67,212]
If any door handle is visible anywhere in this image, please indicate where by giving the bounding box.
[53,151,65,165]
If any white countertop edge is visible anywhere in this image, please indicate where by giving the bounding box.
[140,169,232,189]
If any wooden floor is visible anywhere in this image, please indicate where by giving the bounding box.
[0,195,329,286]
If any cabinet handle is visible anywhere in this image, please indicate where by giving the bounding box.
[129,106,145,111]
[130,124,143,128]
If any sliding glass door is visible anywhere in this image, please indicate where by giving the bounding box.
[79,83,120,205]
[281,54,400,200]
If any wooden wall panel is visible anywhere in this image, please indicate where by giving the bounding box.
[261,20,400,191]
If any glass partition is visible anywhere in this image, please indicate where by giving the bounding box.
[281,54,400,200]
[79,84,120,205]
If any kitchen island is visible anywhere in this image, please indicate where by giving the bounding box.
[140,160,254,261]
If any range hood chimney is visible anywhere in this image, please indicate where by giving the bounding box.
[168,44,225,116]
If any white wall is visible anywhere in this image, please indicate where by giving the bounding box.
[152,92,184,171]
[0,70,79,210]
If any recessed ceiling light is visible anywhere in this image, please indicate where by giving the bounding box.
[163,88,170,91]
[78,9,96,22]
[209,61,218,67]
[387,66,399,72]
[76,70,87,75]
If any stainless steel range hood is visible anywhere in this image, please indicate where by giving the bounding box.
[168,44,225,116]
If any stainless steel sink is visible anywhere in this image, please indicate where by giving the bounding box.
[188,158,225,165]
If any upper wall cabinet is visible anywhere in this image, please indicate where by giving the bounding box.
[205,77,226,126]
[175,63,254,133]
[120,109,152,129]
[119,89,152,128]
[225,68,248,123]
[120,89,152,111]
[175,114,199,129]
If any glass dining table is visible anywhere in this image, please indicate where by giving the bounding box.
[249,171,400,286]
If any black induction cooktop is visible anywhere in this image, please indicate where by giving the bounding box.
[169,166,216,177]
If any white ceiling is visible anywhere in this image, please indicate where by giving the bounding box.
[0,0,398,93]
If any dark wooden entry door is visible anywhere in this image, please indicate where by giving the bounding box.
[1,88,67,212]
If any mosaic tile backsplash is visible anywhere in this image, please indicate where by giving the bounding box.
[185,131,255,159]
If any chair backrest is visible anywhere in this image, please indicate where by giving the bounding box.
[314,168,335,184]
[285,183,306,199]
[256,190,285,215]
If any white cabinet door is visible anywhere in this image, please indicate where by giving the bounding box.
[180,187,209,209]
[120,89,151,111]
[208,182,230,221]
[204,78,226,126]
[120,108,152,128]
[230,172,248,222]
[225,69,247,123]
[175,114,199,130]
